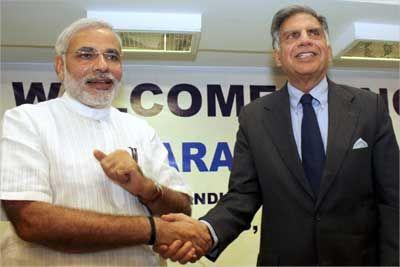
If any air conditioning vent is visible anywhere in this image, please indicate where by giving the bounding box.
[334,22,399,62]
[87,11,202,60]
[118,32,195,53]
[340,40,399,61]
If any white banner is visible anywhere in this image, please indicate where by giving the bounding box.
[1,63,399,266]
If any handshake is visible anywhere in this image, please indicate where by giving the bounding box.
[93,149,214,264]
[153,213,213,264]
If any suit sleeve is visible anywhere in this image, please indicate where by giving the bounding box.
[372,95,399,265]
[200,106,262,261]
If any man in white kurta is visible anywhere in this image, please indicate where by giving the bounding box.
[1,93,191,266]
[0,18,193,266]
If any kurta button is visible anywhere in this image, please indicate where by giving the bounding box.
[315,214,321,221]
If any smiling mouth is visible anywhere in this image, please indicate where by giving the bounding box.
[86,79,113,85]
[85,78,114,90]
[295,51,318,59]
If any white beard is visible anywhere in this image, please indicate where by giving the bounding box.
[63,68,120,109]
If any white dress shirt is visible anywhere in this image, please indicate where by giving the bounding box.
[0,93,191,266]
[288,77,329,158]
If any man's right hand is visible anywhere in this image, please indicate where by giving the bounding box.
[93,149,138,184]
[93,149,157,202]
[154,213,213,264]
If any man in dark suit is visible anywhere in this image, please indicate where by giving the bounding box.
[154,4,399,266]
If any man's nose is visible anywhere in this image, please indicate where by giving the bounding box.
[92,54,109,72]
[298,30,313,46]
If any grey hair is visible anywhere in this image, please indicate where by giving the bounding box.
[270,5,330,49]
[55,18,122,55]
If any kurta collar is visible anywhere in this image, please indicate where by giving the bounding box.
[61,92,111,121]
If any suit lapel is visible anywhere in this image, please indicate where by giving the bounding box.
[262,85,315,200]
[316,80,360,209]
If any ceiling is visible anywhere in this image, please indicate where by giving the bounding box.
[1,0,399,69]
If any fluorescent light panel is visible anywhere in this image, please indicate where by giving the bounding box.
[87,11,201,32]
[353,22,399,42]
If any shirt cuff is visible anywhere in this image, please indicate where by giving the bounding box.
[200,219,219,253]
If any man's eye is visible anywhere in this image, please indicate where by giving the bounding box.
[287,32,300,39]
[104,53,120,61]
[309,29,321,36]
[78,52,95,60]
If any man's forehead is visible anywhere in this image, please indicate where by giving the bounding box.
[280,13,321,31]
[68,27,121,51]
[281,25,323,34]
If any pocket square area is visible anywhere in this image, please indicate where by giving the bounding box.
[352,138,368,149]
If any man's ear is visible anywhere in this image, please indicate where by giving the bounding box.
[273,49,282,67]
[54,56,65,81]
[328,46,333,63]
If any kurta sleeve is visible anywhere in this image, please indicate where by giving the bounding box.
[0,107,52,220]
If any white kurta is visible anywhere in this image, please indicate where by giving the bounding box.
[0,93,191,266]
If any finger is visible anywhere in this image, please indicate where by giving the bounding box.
[194,237,209,253]
[93,149,107,161]
[172,241,195,262]
[193,224,213,252]
[153,244,168,254]
[192,233,211,257]
[179,248,197,264]
[189,253,199,263]
[196,239,211,256]
[191,244,205,257]
[185,235,206,255]
[162,240,183,259]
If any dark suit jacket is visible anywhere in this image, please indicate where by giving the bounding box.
[201,80,399,266]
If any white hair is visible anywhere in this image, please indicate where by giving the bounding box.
[55,18,122,55]
[270,5,330,50]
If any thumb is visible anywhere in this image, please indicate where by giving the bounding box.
[93,149,107,162]
[160,213,177,222]
[161,213,187,222]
